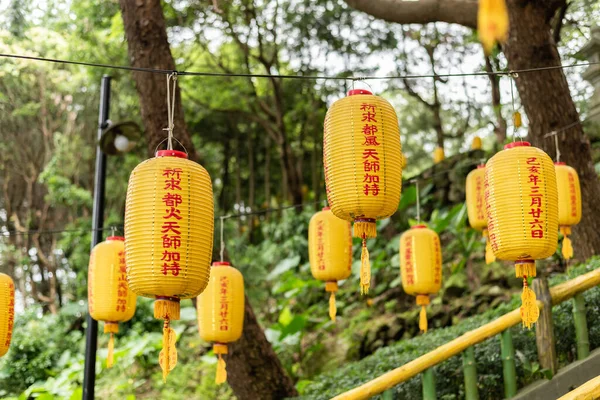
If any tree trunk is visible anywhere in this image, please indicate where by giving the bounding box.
[119,0,197,160]
[227,296,298,400]
[503,0,600,260]
[119,2,298,398]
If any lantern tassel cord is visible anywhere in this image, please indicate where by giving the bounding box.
[560,226,574,260]
[520,275,540,329]
[216,353,227,384]
[107,333,114,368]
[329,291,337,322]
[419,305,428,333]
[483,229,496,264]
[159,320,178,382]
[360,237,371,295]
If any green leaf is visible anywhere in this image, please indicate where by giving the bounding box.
[278,307,293,326]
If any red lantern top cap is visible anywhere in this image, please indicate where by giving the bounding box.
[212,261,231,267]
[156,150,188,159]
[322,206,331,211]
[412,224,427,229]
[477,164,485,169]
[503,141,531,150]
[348,89,372,96]
[106,236,125,241]
[554,161,566,165]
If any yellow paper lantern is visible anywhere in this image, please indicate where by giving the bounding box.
[471,136,483,150]
[466,164,496,264]
[197,261,245,385]
[88,236,137,368]
[0,273,15,357]
[323,89,403,294]
[433,147,445,164]
[555,162,582,260]
[485,142,558,328]
[125,149,214,380]
[478,0,509,54]
[399,225,442,333]
[308,207,353,321]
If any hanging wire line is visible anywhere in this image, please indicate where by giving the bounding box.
[0,53,598,81]
[219,215,228,262]
[164,73,177,150]
[414,179,421,223]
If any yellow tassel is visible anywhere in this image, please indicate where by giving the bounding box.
[560,226,574,260]
[360,238,371,295]
[419,305,428,333]
[353,221,377,239]
[483,229,496,264]
[477,0,509,54]
[520,280,540,329]
[107,333,114,368]
[329,291,337,322]
[159,321,178,382]
[216,353,227,384]
[515,261,536,278]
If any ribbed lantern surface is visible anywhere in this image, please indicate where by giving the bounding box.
[466,165,495,264]
[323,89,402,294]
[0,273,15,357]
[308,207,352,321]
[555,162,582,260]
[197,261,244,385]
[88,236,136,367]
[485,141,558,328]
[125,149,214,380]
[399,225,442,333]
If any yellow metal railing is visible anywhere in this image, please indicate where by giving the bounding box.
[333,268,600,400]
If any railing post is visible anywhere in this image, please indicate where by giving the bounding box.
[462,346,479,400]
[533,277,558,374]
[422,368,437,400]
[500,330,517,398]
[573,293,590,360]
[382,389,394,400]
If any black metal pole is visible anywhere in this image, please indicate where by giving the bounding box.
[83,75,111,400]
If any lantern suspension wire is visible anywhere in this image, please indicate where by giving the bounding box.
[164,73,178,150]
[509,74,520,142]
[414,179,422,223]
[554,133,561,162]
[219,215,227,262]
[0,53,599,81]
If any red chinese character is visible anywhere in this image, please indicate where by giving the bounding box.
[363,174,380,183]
[364,183,380,196]
[528,208,542,218]
[164,178,182,191]
[163,207,182,220]
[161,251,181,262]
[528,166,540,174]
[361,111,377,123]
[163,168,183,179]
[162,261,181,276]
[363,160,380,172]
[528,175,540,185]
[362,149,379,160]
[162,234,181,249]
[526,157,539,165]
[362,136,380,146]
[161,221,181,235]
[530,197,542,207]
[362,124,378,136]
[360,103,376,112]
[531,230,544,238]
[162,193,183,207]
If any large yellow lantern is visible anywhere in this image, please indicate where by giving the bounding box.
[485,142,558,328]
[478,0,509,54]
[433,147,445,164]
[471,136,483,150]
[466,165,495,264]
[88,236,137,368]
[323,89,403,294]
[125,149,214,380]
[308,207,353,321]
[400,225,442,333]
[555,162,582,260]
[0,273,15,357]
[197,261,245,385]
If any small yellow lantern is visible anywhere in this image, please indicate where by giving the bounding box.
[555,162,582,260]
[478,0,509,54]
[433,147,445,164]
[125,149,214,380]
[88,236,137,367]
[323,89,403,294]
[471,136,483,150]
[466,165,495,264]
[197,261,245,385]
[400,225,442,333]
[308,207,353,321]
[486,142,558,328]
[0,273,15,357]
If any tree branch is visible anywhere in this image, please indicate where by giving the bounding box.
[343,0,478,28]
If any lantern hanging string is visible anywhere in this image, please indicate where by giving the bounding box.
[219,215,229,262]
[164,73,178,151]
[409,178,422,223]
[509,72,522,142]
